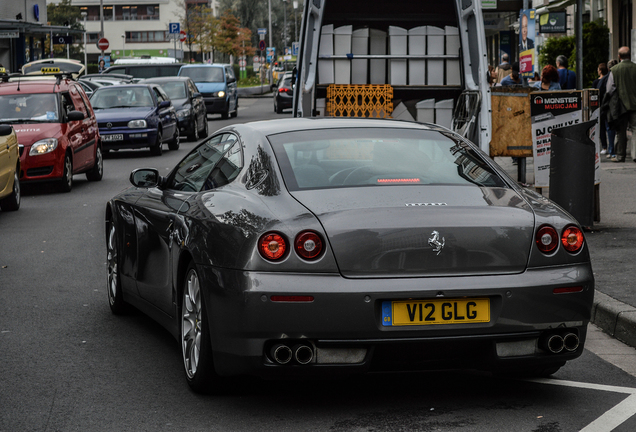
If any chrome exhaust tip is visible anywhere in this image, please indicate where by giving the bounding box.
[563,333,580,352]
[293,344,314,365]
[546,334,565,354]
[270,344,292,364]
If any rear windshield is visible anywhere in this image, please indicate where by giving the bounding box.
[180,67,224,83]
[0,93,60,123]
[91,87,154,109]
[157,82,187,99]
[268,128,506,190]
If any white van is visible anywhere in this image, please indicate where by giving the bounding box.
[293,0,491,152]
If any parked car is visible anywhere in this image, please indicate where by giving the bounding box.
[140,76,208,141]
[274,72,294,114]
[0,76,103,192]
[77,79,104,97]
[178,64,238,119]
[90,84,179,156]
[105,118,593,393]
[0,124,20,211]
[81,73,135,87]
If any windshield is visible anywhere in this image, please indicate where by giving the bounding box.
[23,61,83,75]
[180,67,224,83]
[268,128,507,190]
[0,93,60,123]
[91,87,154,109]
[157,82,187,99]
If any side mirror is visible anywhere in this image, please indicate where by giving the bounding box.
[0,124,13,136]
[67,111,85,122]
[227,77,236,84]
[158,100,171,109]
[130,168,160,188]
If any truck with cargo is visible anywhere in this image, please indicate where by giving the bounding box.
[293,0,491,152]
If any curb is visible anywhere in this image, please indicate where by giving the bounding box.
[592,290,636,348]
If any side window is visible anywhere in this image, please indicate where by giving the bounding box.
[188,80,198,96]
[167,134,239,192]
[76,87,93,116]
[61,92,78,117]
[204,135,243,190]
[153,88,165,102]
[225,67,234,81]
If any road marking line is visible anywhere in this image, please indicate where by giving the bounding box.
[526,378,636,431]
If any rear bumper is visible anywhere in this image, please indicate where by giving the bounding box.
[197,263,594,377]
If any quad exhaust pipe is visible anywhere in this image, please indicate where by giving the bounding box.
[269,342,314,365]
[541,332,580,354]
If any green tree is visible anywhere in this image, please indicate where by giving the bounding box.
[179,2,211,61]
[46,0,84,60]
[538,20,609,88]
[214,10,256,60]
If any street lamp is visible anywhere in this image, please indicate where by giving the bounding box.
[81,11,87,75]
[121,33,125,58]
[293,1,298,43]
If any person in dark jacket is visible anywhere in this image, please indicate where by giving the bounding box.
[557,55,577,90]
[606,48,636,162]
[595,63,609,155]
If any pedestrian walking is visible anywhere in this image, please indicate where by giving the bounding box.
[498,62,526,86]
[605,47,636,162]
[494,53,512,85]
[556,55,577,90]
[532,64,561,91]
[602,59,619,158]
[595,63,610,154]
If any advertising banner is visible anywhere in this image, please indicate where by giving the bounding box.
[519,9,536,79]
[539,12,567,33]
[531,91,582,187]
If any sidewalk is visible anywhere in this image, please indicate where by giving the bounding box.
[496,151,636,348]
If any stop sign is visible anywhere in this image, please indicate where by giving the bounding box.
[97,38,109,51]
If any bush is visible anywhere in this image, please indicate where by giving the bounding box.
[538,20,609,88]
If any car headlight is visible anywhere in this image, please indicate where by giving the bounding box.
[217,91,225,98]
[128,119,147,128]
[29,138,58,156]
[177,108,191,119]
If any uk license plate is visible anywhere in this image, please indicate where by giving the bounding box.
[103,134,123,142]
[382,298,490,326]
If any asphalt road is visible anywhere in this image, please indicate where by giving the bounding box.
[3,98,636,432]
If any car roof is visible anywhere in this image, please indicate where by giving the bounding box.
[236,118,437,136]
[140,76,192,83]
[180,64,225,68]
[0,78,76,94]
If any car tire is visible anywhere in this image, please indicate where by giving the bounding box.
[188,117,199,142]
[150,129,163,156]
[230,99,238,118]
[200,116,209,138]
[221,108,229,120]
[275,100,283,114]
[0,169,20,212]
[86,146,103,181]
[168,127,180,151]
[181,262,225,393]
[107,220,128,315]
[59,153,73,193]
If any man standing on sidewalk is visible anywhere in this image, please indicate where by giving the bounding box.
[606,47,636,162]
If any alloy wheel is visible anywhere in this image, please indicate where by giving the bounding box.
[182,268,202,379]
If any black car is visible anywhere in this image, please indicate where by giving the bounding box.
[274,73,293,114]
[140,77,208,141]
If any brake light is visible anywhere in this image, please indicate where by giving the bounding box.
[561,225,584,253]
[279,87,290,93]
[295,231,324,260]
[259,232,287,260]
[536,225,558,254]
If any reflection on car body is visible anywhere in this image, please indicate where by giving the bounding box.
[106,118,593,394]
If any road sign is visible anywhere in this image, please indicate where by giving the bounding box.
[169,23,180,34]
[257,28,267,35]
[258,39,266,51]
[97,37,109,51]
[239,59,247,68]
[180,30,187,42]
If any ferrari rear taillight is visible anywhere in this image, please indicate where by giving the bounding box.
[561,225,584,253]
[279,87,291,93]
[295,231,324,260]
[259,232,287,260]
[536,225,559,254]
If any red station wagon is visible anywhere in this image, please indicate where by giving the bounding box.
[0,74,103,192]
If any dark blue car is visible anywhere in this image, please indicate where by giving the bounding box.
[91,84,179,156]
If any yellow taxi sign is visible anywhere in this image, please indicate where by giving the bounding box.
[41,67,61,74]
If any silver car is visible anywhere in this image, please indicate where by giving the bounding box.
[105,118,593,393]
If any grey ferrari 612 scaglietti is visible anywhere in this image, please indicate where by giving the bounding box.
[105,118,594,393]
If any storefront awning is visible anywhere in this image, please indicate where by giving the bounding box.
[0,20,84,35]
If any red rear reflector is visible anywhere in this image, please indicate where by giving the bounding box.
[377,178,421,184]
[295,231,324,260]
[271,295,314,302]
[561,225,584,253]
[536,225,559,254]
[258,232,287,260]
[553,286,583,294]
